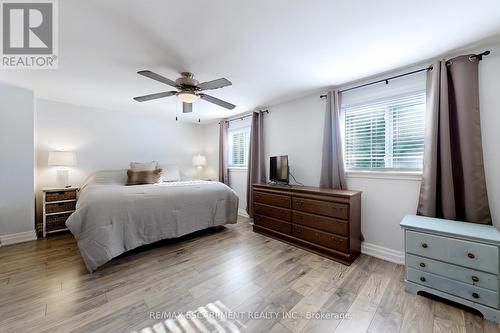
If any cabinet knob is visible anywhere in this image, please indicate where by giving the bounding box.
[471,276,479,282]
[421,243,428,248]
[420,277,426,282]
[468,253,475,259]
[419,262,426,268]
[472,292,479,299]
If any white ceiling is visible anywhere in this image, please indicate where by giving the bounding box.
[2,0,500,122]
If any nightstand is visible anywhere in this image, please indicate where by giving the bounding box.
[42,187,79,237]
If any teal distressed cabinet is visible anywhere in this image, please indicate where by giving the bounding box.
[401,215,500,322]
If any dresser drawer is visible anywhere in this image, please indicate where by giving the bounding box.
[254,215,291,235]
[46,212,72,232]
[406,230,499,274]
[254,191,291,208]
[292,211,348,236]
[254,203,291,221]
[293,225,348,253]
[46,190,77,202]
[407,254,498,291]
[407,267,498,308]
[292,197,348,220]
[46,201,76,214]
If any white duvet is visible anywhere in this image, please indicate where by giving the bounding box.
[66,172,238,272]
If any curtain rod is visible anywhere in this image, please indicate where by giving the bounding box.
[320,50,490,98]
[219,109,269,124]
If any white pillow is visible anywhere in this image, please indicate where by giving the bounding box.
[130,161,158,171]
[84,170,127,186]
[161,164,181,182]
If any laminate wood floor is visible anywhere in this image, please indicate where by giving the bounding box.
[1,217,499,333]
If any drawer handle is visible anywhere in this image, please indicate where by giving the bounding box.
[419,262,426,268]
[472,292,479,299]
[420,277,426,282]
[471,276,480,282]
[421,243,428,248]
[467,253,475,259]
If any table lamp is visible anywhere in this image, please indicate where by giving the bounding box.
[48,151,77,187]
[192,154,207,179]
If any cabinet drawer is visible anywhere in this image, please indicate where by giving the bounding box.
[46,190,77,202]
[292,211,348,236]
[254,215,291,235]
[254,203,291,221]
[293,225,348,253]
[254,191,291,208]
[407,267,498,308]
[407,254,498,291]
[46,212,72,232]
[46,201,76,214]
[406,230,499,274]
[292,197,348,220]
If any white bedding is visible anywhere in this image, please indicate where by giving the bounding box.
[66,173,238,272]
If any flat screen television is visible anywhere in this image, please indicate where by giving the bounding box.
[270,155,289,184]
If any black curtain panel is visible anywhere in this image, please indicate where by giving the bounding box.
[320,90,347,190]
[418,55,492,224]
[218,119,229,185]
[246,111,266,217]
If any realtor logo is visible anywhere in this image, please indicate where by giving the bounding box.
[1,0,58,69]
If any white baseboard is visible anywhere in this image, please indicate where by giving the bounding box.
[238,208,250,218]
[0,230,37,246]
[361,242,405,265]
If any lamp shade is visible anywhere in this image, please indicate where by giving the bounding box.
[177,92,200,103]
[48,151,77,166]
[192,154,207,167]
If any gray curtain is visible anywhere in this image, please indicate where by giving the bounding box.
[417,55,492,224]
[218,119,229,185]
[320,90,347,189]
[246,111,266,217]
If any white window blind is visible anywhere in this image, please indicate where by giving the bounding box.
[343,91,426,170]
[228,127,250,167]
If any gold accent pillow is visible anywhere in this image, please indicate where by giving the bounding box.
[126,168,163,185]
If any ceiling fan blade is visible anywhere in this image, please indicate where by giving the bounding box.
[133,91,177,102]
[183,102,193,113]
[199,94,236,110]
[137,70,178,88]
[197,78,232,91]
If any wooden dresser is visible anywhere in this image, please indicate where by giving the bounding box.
[252,183,362,265]
[401,215,500,322]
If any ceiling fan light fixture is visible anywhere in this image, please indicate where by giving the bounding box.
[177,91,200,103]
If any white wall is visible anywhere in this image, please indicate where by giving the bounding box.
[202,122,219,181]
[229,168,248,211]
[0,83,35,240]
[36,99,204,188]
[202,42,500,257]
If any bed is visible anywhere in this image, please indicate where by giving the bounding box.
[66,171,239,272]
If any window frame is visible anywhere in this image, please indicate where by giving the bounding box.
[227,125,251,168]
[342,90,426,174]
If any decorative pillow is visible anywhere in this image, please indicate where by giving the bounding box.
[160,164,181,182]
[126,168,163,185]
[130,161,158,171]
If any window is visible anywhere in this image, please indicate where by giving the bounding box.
[228,126,250,167]
[343,91,426,170]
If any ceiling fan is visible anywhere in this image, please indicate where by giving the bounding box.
[133,71,236,113]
